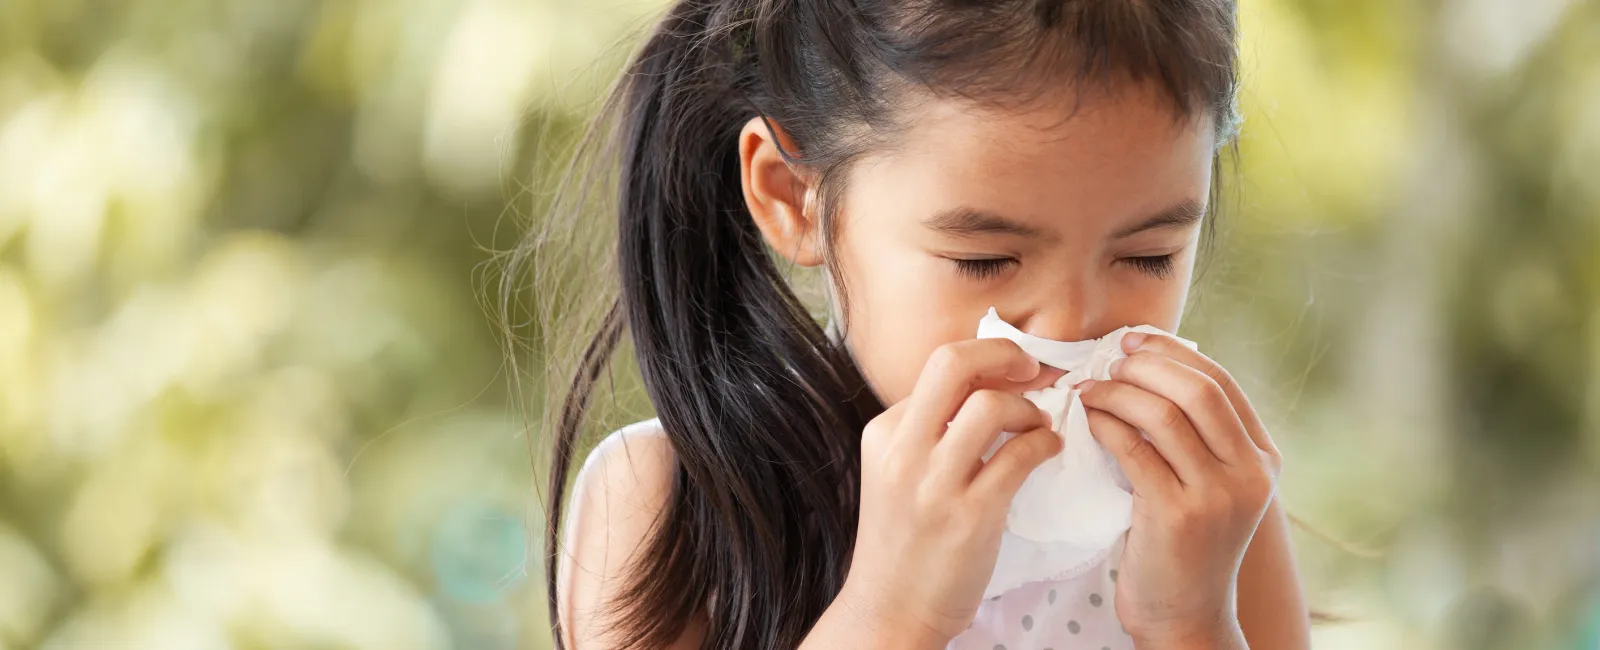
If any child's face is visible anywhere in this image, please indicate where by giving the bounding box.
[831,85,1216,405]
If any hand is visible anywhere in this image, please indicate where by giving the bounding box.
[835,339,1064,644]
[1076,332,1282,649]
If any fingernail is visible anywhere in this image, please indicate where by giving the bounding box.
[1121,332,1146,352]
[1007,357,1042,382]
[1078,379,1098,392]
[1108,358,1124,377]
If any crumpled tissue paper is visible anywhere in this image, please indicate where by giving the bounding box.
[975,307,1198,598]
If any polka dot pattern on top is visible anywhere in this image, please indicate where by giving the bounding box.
[947,541,1130,650]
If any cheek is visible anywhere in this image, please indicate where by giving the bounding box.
[842,317,956,405]
[831,222,977,405]
[1105,271,1191,336]
[1146,246,1200,331]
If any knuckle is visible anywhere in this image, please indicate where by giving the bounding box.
[1200,380,1230,410]
[1227,470,1274,513]
[1175,381,1211,410]
[1124,437,1157,463]
[1205,361,1234,389]
[1260,446,1284,477]
[966,389,1007,419]
[1246,469,1277,503]
[926,344,966,377]
[1158,402,1188,431]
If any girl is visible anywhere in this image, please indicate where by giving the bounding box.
[523,0,1310,648]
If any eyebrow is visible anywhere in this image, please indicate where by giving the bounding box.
[923,199,1207,241]
[1111,200,1207,239]
[923,207,1051,240]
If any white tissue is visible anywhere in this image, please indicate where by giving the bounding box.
[975,307,1198,598]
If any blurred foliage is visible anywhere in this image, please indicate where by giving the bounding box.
[0,0,1596,649]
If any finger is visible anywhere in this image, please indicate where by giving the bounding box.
[1078,379,1216,484]
[1084,406,1180,496]
[1109,351,1256,465]
[969,425,1061,498]
[1120,332,1279,457]
[901,339,1041,446]
[930,389,1052,487]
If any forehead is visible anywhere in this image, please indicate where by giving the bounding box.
[847,84,1216,231]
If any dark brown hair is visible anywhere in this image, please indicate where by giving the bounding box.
[508,1,1241,648]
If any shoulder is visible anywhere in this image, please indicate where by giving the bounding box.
[571,418,677,519]
[557,419,681,646]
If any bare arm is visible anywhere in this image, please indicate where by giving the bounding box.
[1235,497,1310,650]
[799,588,950,650]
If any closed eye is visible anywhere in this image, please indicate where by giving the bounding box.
[1121,254,1176,280]
[947,257,1018,280]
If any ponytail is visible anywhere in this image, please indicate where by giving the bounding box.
[539,2,877,648]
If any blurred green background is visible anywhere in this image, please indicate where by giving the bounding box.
[0,0,1597,649]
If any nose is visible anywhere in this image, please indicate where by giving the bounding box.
[1016,284,1108,344]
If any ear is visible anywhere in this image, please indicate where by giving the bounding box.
[739,116,824,267]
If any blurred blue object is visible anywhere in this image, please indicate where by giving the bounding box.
[429,498,528,604]
[1578,591,1600,650]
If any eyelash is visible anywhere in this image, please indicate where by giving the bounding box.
[1123,254,1177,280]
[948,255,1177,280]
[950,258,1017,280]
